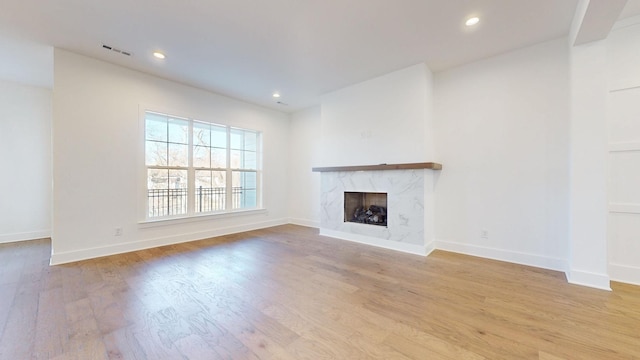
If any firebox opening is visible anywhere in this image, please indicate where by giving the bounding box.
[344,191,387,227]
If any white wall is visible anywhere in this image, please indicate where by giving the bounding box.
[433,38,571,272]
[0,33,53,89]
[0,80,52,243]
[606,17,640,285]
[319,63,434,166]
[288,106,321,227]
[51,49,291,264]
[568,40,610,290]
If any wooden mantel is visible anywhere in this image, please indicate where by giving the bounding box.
[312,162,442,172]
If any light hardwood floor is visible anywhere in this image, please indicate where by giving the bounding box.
[1,224,639,359]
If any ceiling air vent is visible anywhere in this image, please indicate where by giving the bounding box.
[102,44,132,56]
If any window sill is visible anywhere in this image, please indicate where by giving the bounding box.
[138,208,268,228]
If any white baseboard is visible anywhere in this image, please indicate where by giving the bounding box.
[435,238,568,273]
[288,218,320,228]
[425,239,436,256]
[567,269,611,291]
[50,218,288,265]
[44,219,626,291]
[609,263,640,286]
[0,230,50,244]
[320,228,431,256]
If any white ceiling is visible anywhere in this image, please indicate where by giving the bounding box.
[1,0,639,112]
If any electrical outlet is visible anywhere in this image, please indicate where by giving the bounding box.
[481,229,489,239]
[114,227,123,236]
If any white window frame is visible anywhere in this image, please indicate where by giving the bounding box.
[139,107,263,222]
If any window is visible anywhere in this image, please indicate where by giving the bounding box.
[144,111,261,219]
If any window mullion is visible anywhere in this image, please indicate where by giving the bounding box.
[257,147,261,208]
[226,127,232,211]
[187,119,195,215]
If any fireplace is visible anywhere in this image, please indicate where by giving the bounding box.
[314,162,441,256]
[344,192,387,226]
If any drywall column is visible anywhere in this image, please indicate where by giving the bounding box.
[568,40,610,290]
[0,80,52,243]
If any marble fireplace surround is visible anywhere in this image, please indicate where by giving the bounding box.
[312,163,442,256]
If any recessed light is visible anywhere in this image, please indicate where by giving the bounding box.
[153,51,166,59]
[465,17,480,26]
[272,92,281,98]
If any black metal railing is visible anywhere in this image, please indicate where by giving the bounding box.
[196,186,226,213]
[148,187,245,217]
[147,188,188,217]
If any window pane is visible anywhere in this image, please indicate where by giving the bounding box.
[168,170,187,189]
[168,143,188,167]
[243,171,257,188]
[211,147,226,168]
[146,114,167,142]
[145,141,167,166]
[195,170,226,187]
[244,131,257,151]
[168,170,188,215]
[147,168,168,190]
[230,149,241,169]
[193,122,211,146]
[212,170,226,187]
[228,150,256,169]
[168,118,189,144]
[195,170,226,213]
[243,151,257,170]
[147,169,168,217]
[243,190,257,208]
[232,171,257,188]
[211,125,227,148]
[147,169,187,217]
[230,128,243,149]
[232,171,257,209]
[193,145,210,168]
[195,170,211,188]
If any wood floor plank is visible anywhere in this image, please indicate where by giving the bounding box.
[383,332,454,360]
[89,284,132,335]
[345,332,414,360]
[213,306,297,360]
[538,350,568,360]
[34,287,67,359]
[64,297,108,359]
[0,282,19,340]
[102,327,147,360]
[0,259,42,359]
[173,333,223,360]
[1,225,640,359]
[0,243,28,286]
[130,307,192,360]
